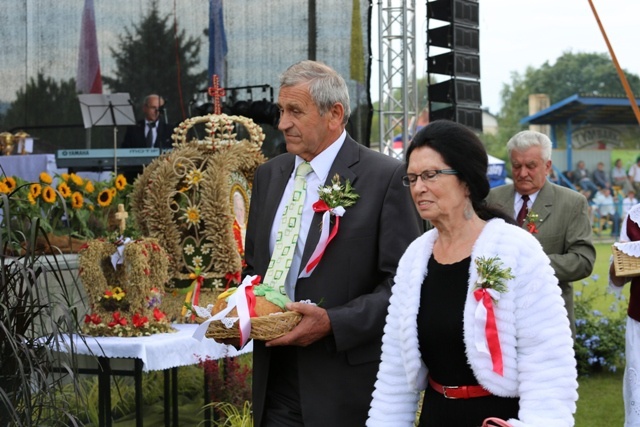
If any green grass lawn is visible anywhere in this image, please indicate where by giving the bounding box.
[575,241,629,426]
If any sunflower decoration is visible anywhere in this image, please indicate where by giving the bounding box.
[42,185,57,204]
[71,191,84,209]
[57,182,72,199]
[183,205,202,229]
[97,188,113,207]
[39,171,53,184]
[114,174,127,191]
[2,176,16,193]
[30,183,42,198]
[70,173,84,187]
[2,168,135,244]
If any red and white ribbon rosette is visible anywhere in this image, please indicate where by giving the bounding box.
[473,287,504,376]
[299,200,346,278]
[192,274,261,348]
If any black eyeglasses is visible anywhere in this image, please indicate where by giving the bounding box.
[401,169,458,186]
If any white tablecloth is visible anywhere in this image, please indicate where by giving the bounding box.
[55,323,252,372]
[0,153,61,182]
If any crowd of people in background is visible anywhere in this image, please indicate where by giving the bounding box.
[551,157,640,240]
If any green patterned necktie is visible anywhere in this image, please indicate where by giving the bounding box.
[263,162,313,295]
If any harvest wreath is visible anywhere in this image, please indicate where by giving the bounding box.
[130,113,266,321]
[78,237,173,337]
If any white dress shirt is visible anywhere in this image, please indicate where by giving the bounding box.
[270,130,347,299]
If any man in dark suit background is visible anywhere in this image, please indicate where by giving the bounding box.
[243,60,423,426]
[486,130,595,338]
[122,94,172,149]
[120,94,172,182]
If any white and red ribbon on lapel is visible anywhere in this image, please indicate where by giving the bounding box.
[473,287,504,376]
[299,200,346,278]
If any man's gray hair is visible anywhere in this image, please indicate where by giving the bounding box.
[144,93,162,107]
[279,60,351,125]
[507,130,552,162]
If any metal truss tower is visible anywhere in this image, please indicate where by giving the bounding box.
[377,0,418,161]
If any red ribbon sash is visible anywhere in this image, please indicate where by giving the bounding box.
[473,288,504,376]
[303,200,341,274]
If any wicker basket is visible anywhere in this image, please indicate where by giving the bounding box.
[196,311,302,341]
[612,244,640,277]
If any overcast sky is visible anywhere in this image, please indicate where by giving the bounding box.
[403,0,639,114]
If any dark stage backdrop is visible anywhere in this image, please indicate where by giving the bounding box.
[0,0,372,154]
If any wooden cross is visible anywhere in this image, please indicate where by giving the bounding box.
[207,75,226,115]
[115,203,129,235]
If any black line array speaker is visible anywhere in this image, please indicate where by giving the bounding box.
[427,0,482,132]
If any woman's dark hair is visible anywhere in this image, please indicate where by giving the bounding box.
[406,120,515,224]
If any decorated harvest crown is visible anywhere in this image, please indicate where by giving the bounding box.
[79,236,173,337]
[130,83,266,320]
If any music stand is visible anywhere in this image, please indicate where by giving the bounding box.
[78,93,136,176]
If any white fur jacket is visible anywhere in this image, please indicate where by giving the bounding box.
[367,219,578,427]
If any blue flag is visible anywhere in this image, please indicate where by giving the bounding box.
[208,0,228,86]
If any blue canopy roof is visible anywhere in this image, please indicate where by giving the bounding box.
[520,94,640,126]
[519,94,640,170]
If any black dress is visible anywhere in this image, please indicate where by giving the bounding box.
[417,255,519,427]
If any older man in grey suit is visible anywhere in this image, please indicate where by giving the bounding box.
[486,130,595,337]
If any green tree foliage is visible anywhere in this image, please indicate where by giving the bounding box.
[488,51,640,153]
[0,73,94,152]
[103,0,207,126]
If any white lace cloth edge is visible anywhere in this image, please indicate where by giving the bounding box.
[51,323,252,372]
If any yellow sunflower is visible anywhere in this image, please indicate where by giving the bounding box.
[27,193,36,205]
[70,173,84,187]
[0,182,9,194]
[60,173,69,182]
[39,172,53,184]
[97,189,113,207]
[109,187,116,197]
[57,182,71,199]
[30,183,42,198]
[85,180,95,193]
[115,174,127,191]
[3,176,16,192]
[42,186,56,203]
[71,191,84,209]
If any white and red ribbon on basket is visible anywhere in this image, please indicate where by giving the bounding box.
[473,287,504,376]
[299,200,345,278]
[193,275,261,348]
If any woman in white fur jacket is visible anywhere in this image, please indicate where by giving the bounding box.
[367,121,578,427]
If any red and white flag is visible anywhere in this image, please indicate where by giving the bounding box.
[76,0,102,94]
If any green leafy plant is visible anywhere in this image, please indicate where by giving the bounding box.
[574,275,626,376]
[201,401,252,427]
[0,192,89,425]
